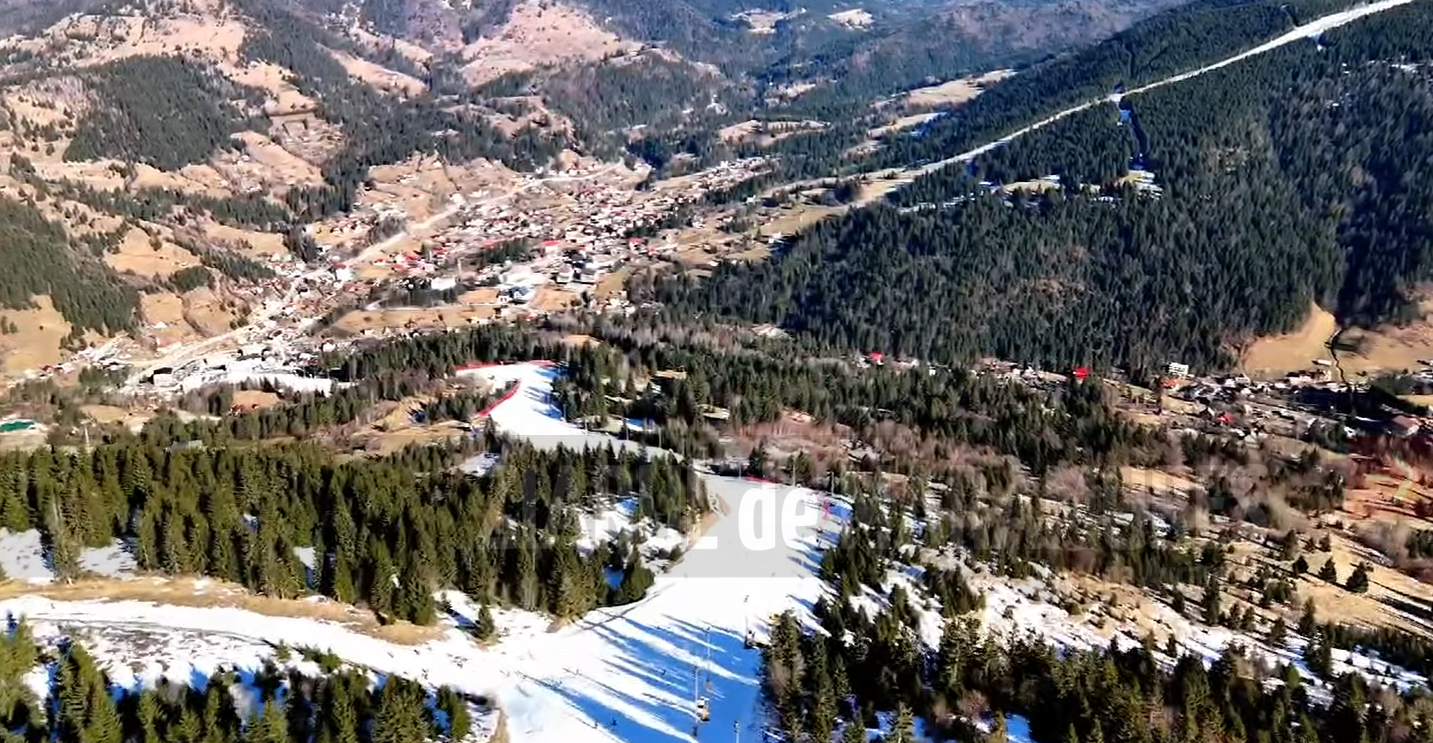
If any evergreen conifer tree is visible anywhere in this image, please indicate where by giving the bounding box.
[1267,617,1287,647]
[1346,563,1371,594]
[474,604,497,642]
[1202,576,1222,626]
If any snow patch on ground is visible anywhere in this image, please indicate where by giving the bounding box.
[575,497,688,562]
[10,617,496,741]
[0,529,50,581]
[0,531,130,582]
[79,541,138,579]
[829,8,873,28]
[459,452,502,476]
[178,360,336,396]
[970,570,1428,694]
[13,356,1424,743]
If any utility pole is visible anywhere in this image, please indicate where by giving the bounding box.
[692,651,699,707]
[704,625,713,693]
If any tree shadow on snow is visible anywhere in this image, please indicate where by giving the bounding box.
[538,614,762,743]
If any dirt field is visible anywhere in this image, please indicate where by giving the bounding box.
[1335,307,1433,376]
[334,305,497,334]
[594,268,631,300]
[854,174,917,202]
[486,95,574,138]
[105,230,202,278]
[204,222,289,258]
[1239,302,1338,379]
[361,397,472,455]
[0,296,71,376]
[720,120,827,147]
[730,245,771,262]
[0,577,441,645]
[1301,532,1433,635]
[762,204,842,236]
[719,120,763,143]
[7,3,247,70]
[333,51,426,96]
[81,405,130,424]
[81,404,152,433]
[4,90,74,128]
[141,292,188,326]
[1237,297,1433,378]
[31,158,127,193]
[269,113,346,165]
[1343,475,1432,525]
[183,287,240,336]
[459,0,641,85]
[232,389,282,409]
[458,287,502,305]
[141,287,238,345]
[227,131,325,188]
[902,70,1013,108]
[228,61,317,115]
[347,27,433,66]
[131,163,232,197]
[532,286,580,311]
[362,424,467,455]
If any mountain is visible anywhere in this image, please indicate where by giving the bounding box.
[658,0,1433,376]
[0,0,1192,372]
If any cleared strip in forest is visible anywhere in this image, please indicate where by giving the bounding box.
[900,0,1421,182]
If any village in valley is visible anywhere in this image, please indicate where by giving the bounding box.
[3,1,1433,742]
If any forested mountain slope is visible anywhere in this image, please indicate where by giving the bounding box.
[357,0,1190,170]
[870,0,1379,168]
[660,0,1433,375]
[0,0,569,355]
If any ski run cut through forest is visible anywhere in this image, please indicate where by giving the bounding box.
[0,361,1427,743]
[887,0,1421,187]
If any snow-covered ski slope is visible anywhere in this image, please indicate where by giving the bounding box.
[0,363,840,743]
[0,483,833,743]
[458,363,654,455]
[2,361,1428,743]
[912,0,1421,174]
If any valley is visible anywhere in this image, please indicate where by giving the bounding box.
[0,1,1431,743]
